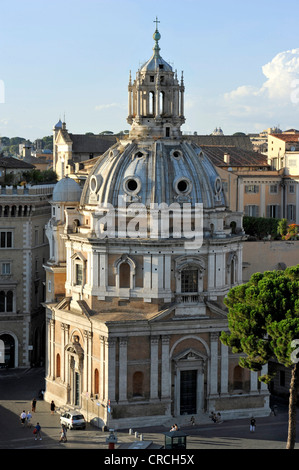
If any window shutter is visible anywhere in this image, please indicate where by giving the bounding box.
[276,205,281,219]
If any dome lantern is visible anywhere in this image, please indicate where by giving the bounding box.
[127,18,185,139]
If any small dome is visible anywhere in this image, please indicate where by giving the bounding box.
[140,53,172,72]
[52,177,82,203]
[54,119,63,129]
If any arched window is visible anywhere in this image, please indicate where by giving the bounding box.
[94,368,99,395]
[119,262,130,288]
[133,371,144,397]
[159,91,165,114]
[56,353,61,377]
[148,91,154,115]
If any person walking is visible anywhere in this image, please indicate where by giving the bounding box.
[50,400,56,415]
[33,422,42,440]
[20,410,26,427]
[31,398,37,413]
[26,411,32,428]
[250,417,256,432]
[59,424,67,442]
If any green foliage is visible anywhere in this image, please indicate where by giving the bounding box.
[221,266,299,380]
[22,169,57,184]
[277,218,288,237]
[243,216,280,239]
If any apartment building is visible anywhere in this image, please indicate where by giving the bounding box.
[0,184,54,368]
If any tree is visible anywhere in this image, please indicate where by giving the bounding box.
[220,266,299,449]
[277,218,288,238]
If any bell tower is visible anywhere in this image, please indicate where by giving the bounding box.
[128,18,185,139]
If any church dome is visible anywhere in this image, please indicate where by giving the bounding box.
[81,21,225,213]
[52,176,82,203]
[80,140,226,209]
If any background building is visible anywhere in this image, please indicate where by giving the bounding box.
[0,184,54,368]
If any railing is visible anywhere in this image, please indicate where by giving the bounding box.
[175,293,204,304]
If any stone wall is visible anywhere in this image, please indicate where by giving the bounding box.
[243,240,299,282]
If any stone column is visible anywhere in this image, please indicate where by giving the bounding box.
[105,337,116,402]
[119,337,128,402]
[210,332,219,395]
[46,317,51,378]
[61,323,66,382]
[161,335,170,398]
[150,336,159,399]
[220,342,228,394]
[50,319,55,379]
[83,331,92,393]
[83,331,88,392]
[260,364,268,391]
[250,370,258,392]
[100,336,105,399]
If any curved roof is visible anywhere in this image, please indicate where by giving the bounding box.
[140,53,172,72]
[80,140,226,210]
[54,119,63,129]
[52,176,82,203]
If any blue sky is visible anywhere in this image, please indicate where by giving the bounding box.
[1,0,299,140]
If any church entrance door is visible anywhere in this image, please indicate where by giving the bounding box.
[180,369,197,415]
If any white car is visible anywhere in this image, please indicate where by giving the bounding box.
[60,411,86,430]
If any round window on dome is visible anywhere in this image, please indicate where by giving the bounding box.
[170,149,183,160]
[123,176,141,196]
[174,177,192,196]
[177,180,188,192]
[127,179,138,191]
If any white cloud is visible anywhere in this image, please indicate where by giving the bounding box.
[225,49,299,103]
[95,103,122,111]
[221,49,299,131]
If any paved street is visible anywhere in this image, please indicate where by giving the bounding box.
[0,367,298,453]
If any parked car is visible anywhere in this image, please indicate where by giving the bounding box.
[60,411,86,430]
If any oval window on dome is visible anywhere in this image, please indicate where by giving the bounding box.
[123,176,141,196]
[90,175,102,193]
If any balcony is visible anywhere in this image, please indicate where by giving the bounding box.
[175,292,204,304]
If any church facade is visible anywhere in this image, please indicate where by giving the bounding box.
[44,23,270,428]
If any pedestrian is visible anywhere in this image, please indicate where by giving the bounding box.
[250,417,256,432]
[31,398,36,412]
[59,424,67,442]
[33,422,42,440]
[190,416,195,426]
[26,411,32,428]
[50,400,56,414]
[20,410,26,426]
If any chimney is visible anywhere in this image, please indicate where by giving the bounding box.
[224,152,230,164]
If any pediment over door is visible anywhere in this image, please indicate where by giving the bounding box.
[173,347,207,365]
